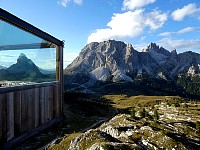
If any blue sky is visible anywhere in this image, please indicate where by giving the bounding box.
[0,0,200,68]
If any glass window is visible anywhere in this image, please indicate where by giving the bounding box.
[0,19,57,87]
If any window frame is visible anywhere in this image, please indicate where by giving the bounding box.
[0,8,64,88]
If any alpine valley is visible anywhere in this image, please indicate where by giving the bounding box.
[64,40,200,98]
[47,40,200,150]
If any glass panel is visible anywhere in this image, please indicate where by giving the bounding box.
[0,19,48,48]
[0,19,57,87]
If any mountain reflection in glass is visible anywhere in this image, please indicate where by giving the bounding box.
[0,19,56,87]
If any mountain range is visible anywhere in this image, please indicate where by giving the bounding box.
[64,40,200,93]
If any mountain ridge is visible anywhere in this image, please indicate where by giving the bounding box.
[64,40,200,92]
[0,53,45,82]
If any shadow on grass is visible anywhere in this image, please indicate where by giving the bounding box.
[165,132,200,149]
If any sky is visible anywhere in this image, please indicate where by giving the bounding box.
[0,0,200,68]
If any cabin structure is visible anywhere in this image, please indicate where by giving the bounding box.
[0,8,64,149]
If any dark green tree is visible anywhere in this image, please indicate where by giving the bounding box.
[130,108,136,119]
[183,102,188,109]
[153,109,159,123]
[139,108,146,118]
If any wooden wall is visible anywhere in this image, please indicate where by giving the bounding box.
[0,82,62,145]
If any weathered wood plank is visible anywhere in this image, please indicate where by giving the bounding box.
[39,87,45,124]
[44,86,50,122]
[28,89,34,131]
[6,92,14,141]
[34,88,39,128]
[46,86,53,121]
[53,84,59,117]
[2,94,7,143]
[14,91,22,136]
[57,85,61,116]
[0,94,5,143]
[0,94,3,143]
[21,90,28,133]
[49,86,53,120]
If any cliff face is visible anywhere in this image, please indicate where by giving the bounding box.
[64,40,200,90]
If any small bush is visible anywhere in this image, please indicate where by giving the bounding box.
[102,144,113,150]
[130,133,142,142]
[161,129,173,135]
[153,109,159,123]
[174,101,180,107]
[139,108,146,118]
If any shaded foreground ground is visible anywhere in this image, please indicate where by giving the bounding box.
[15,92,116,149]
[15,92,200,149]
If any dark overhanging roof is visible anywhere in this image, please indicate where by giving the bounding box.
[0,8,64,47]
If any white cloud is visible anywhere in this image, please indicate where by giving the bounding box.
[0,53,16,58]
[57,0,82,7]
[88,9,167,43]
[157,38,200,51]
[57,0,70,7]
[145,10,168,30]
[159,32,174,37]
[122,0,156,11]
[177,27,194,34]
[159,27,200,36]
[171,3,200,21]
[73,0,83,5]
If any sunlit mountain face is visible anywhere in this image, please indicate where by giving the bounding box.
[64,40,200,98]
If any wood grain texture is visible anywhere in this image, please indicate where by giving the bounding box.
[6,92,14,141]
[0,82,62,144]
[14,91,22,136]
[0,94,6,143]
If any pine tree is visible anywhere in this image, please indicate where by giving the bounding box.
[130,108,136,119]
[139,108,146,118]
[153,109,159,123]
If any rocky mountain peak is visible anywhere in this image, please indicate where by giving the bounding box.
[171,48,177,54]
[19,53,27,58]
[8,53,41,75]
[66,40,137,73]
[148,43,159,50]
[142,43,160,52]
[171,48,178,58]
[143,43,171,57]
[17,53,31,63]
